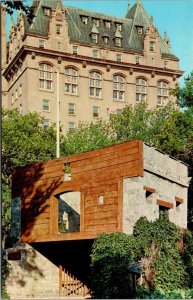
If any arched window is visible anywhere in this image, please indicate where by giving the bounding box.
[136,78,147,102]
[89,71,102,98]
[157,81,168,105]
[39,63,53,91]
[113,74,125,101]
[64,68,78,94]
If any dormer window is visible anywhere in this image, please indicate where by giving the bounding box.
[115,23,122,31]
[91,33,98,44]
[103,36,109,44]
[104,21,111,28]
[93,18,100,27]
[150,41,155,51]
[81,16,88,25]
[44,8,51,16]
[136,26,143,34]
[115,37,122,47]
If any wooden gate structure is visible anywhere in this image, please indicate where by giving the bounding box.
[59,265,90,297]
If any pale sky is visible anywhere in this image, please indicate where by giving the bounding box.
[6,0,193,85]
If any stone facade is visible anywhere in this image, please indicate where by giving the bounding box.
[123,144,189,234]
[6,243,59,299]
[2,0,182,134]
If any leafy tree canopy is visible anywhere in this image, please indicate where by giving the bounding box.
[172,72,193,109]
[2,1,34,23]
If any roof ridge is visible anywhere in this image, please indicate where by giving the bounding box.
[66,5,133,23]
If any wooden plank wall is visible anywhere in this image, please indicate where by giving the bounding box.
[12,140,143,243]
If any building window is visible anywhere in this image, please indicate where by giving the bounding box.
[19,84,22,96]
[11,94,14,103]
[92,49,100,58]
[56,25,62,35]
[150,41,155,51]
[115,38,122,47]
[104,21,111,28]
[93,18,100,27]
[152,58,155,65]
[115,23,122,31]
[157,81,168,105]
[39,39,45,48]
[57,42,61,50]
[44,8,51,16]
[136,26,143,34]
[116,53,122,62]
[64,68,78,95]
[68,103,75,115]
[136,56,141,64]
[73,46,78,55]
[89,71,102,98]
[69,122,76,132]
[164,61,168,68]
[43,119,50,128]
[93,106,100,118]
[39,63,53,91]
[103,36,109,44]
[19,104,22,114]
[91,33,98,44]
[42,99,50,111]
[136,78,147,102]
[113,75,125,101]
[81,16,88,24]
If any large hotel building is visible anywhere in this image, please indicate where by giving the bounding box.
[2,0,182,133]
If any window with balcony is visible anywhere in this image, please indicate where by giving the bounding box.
[39,63,53,91]
[113,75,125,101]
[64,68,78,95]
[89,71,102,98]
[136,78,147,103]
[157,81,168,105]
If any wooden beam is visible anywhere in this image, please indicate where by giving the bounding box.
[175,196,184,204]
[144,186,156,193]
[157,199,173,209]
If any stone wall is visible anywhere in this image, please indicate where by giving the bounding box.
[6,243,59,299]
[123,145,189,234]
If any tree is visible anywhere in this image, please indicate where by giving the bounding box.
[2,1,34,23]
[61,120,115,155]
[2,109,58,247]
[172,71,193,109]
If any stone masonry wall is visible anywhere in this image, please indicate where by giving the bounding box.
[123,171,188,235]
[6,243,59,299]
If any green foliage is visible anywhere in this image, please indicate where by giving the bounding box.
[90,233,139,299]
[61,120,115,155]
[91,215,193,298]
[109,102,173,145]
[2,1,34,23]
[172,71,193,108]
[2,109,57,181]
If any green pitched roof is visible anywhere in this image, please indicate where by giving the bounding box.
[25,0,177,59]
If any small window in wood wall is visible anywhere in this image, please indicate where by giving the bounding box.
[64,163,71,181]
[98,195,104,205]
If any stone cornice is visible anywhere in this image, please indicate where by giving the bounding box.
[3,45,184,78]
